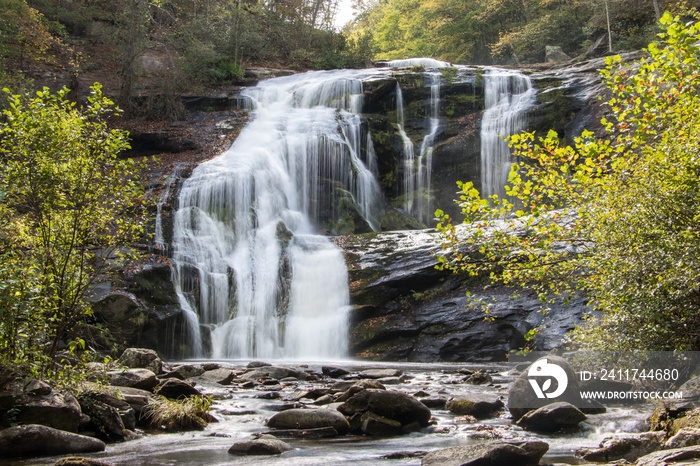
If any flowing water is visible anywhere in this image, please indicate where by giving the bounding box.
[480,69,537,199]
[0,361,652,466]
[171,70,388,360]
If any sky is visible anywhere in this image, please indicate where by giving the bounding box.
[334,0,357,30]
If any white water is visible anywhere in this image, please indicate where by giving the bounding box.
[391,61,445,224]
[171,70,385,359]
[480,69,537,199]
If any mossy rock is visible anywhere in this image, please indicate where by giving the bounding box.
[380,208,426,231]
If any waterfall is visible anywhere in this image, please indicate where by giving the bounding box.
[391,60,445,224]
[396,84,416,212]
[480,69,537,199]
[171,70,383,359]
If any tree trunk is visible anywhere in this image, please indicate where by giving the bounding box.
[652,0,661,20]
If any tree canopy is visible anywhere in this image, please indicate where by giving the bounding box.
[434,13,700,351]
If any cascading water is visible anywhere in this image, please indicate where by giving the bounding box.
[388,59,447,224]
[171,70,383,359]
[480,69,537,199]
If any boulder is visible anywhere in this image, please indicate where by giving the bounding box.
[154,379,202,399]
[462,371,493,385]
[421,440,549,466]
[338,389,431,428]
[167,364,205,380]
[0,425,105,458]
[507,355,584,421]
[228,434,293,455]
[361,412,402,436]
[545,45,572,62]
[267,408,349,434]
[118,348,163,375]
[240,366,307,381]
[515,402,586,432]
[359,369,402,379]
[108,369,158,391]
[665,428,700,449]
[0,389,81,432]
[91,291,148,346]
[446,395,504,419]
[24,379,52,396]
[578,432,666,462]
[636,445,700,466]
[77,393,127,441]
[322,366,350,378]
[81,392,135,431]
[258,427,339,439]
[199,368,235,385]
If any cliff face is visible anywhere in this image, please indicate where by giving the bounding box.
[103,59,610,360]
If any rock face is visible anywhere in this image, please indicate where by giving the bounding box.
[339,230,590,361]
[421,440,549,466]
[0,425,105,458]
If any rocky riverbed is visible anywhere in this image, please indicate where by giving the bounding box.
[8,348,700,466]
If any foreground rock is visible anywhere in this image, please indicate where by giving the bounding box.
[338,389,431,434]
[0,425,105,457]
[421,440,549,466]
[154,379,202,399]
[118,348,163,375]
[267,408,349,434]
[446,395,504,419]
[108,368,158,391]
[515,402,586,432]
[636,445,700,466]
[577,432,666,462]
[0,383,81,432]
[228,434,293,455]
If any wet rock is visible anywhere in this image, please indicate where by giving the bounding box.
[259,427,339,439]
[169,364,205,379]
[516,402,586,432]
[359,369,402,379]
[288,388,333,401]
[420,397,447,409]
[78,391,136,438]
[154,379,202,399]
[53,457,115,466]
[0,425,105,458]
[256,391,281,400]
[322,366,350,378]
[446,395,504,419]
[507,355,587,421]
[361,412,402,436]
[421,440,549,466]
[247,361,272,368]
[108,368,158,391]
[577,432,666,462]
[118,348,163,375]
[636,445,700,466]
[241,366,307,381]
[108,386,153,417]
[267,408,349,434]
[649,406,700,436]
[331,381,356,391]
[381,451,428,459]
[338,389,431,428]
[665,427,700,449]
[228,434,293,455]
[200,368,235,385]
[462,370,492,385]
[0,387,81,432]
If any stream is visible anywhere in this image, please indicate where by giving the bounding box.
[0,361,652,466]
